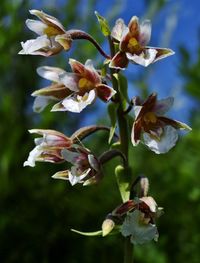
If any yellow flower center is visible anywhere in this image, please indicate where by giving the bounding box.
[143,112,157,124]
[127,37,142,53]
[78,78,93,91]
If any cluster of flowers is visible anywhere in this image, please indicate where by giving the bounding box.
[21,10,191,244]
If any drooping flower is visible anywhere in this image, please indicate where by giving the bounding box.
[19,10,72,56]
[24,129,102,186]
[32,59,116,113]
[52,146,102,186]
[110,16,174,69]
[23,129,73,167]
[131,93,191,154]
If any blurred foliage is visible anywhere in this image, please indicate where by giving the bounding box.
[0,0,200,263]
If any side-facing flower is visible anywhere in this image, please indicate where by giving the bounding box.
[52,146,102,186]
[131,93,191,154]
[19,10,71,56]
[110,16,174,69]
[32,59,116,113]
[24,129,73,167]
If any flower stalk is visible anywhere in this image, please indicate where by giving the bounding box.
[108,35,133,263]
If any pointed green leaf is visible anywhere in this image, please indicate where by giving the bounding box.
[107,103,119,144]
[113,73,130,110]
[95,11,111,36]
[115,165,130,202]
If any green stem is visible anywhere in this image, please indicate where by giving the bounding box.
[108,36,133,263]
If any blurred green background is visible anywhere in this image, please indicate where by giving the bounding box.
[0,0,200,262]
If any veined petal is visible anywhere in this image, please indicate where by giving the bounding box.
[52,90,96,113]
[29,9,65,33]
[143,125,178,154]
[111,18,129,42]
[19,35,50,55]
[25,19,47,35]
[154,97,174,115]
[37,66,67,82]
[96,84,116,101]
[84,59,101,84]
[109,51,129,70]
[126,48,157,67]
[128,16,140,39]
[29,129,72,147]
[61,148,81,163]
[69,58,85,74]
[139,19,151,46]
[32,84,72,99]
[58,72,79,92]
[140,197,157,213]
[147,47,175,63]
[52,170,69,180]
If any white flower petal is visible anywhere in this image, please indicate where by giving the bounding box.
[111,18,129,41]
[23,145,42,167]
[143,126,178,154]
[37,66,66,82]
[68,167,91,186]
[139,19,151,46]
[126,48,157,67]
[58,72,78,91]
[61,90,96,113]
[19,35,50,55]
[25,19,47,35]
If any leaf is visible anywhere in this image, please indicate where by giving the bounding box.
[71,229,103,236]
[108,103,119,144]
[121,210,159,245]
[113,73,129,110]
[115,165,130,202]
[95,11,111,36]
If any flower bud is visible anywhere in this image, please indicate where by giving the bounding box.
[102,218,115,237]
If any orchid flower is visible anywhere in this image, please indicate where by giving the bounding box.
[24,129,72,167]
[19,10,71,56]
[131,93,191,154]
[52,146,102,186]
[110,16,174,69]
[32,59,116,113]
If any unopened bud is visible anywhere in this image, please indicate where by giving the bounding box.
[140,177,149,197]
[102,218,115,237]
